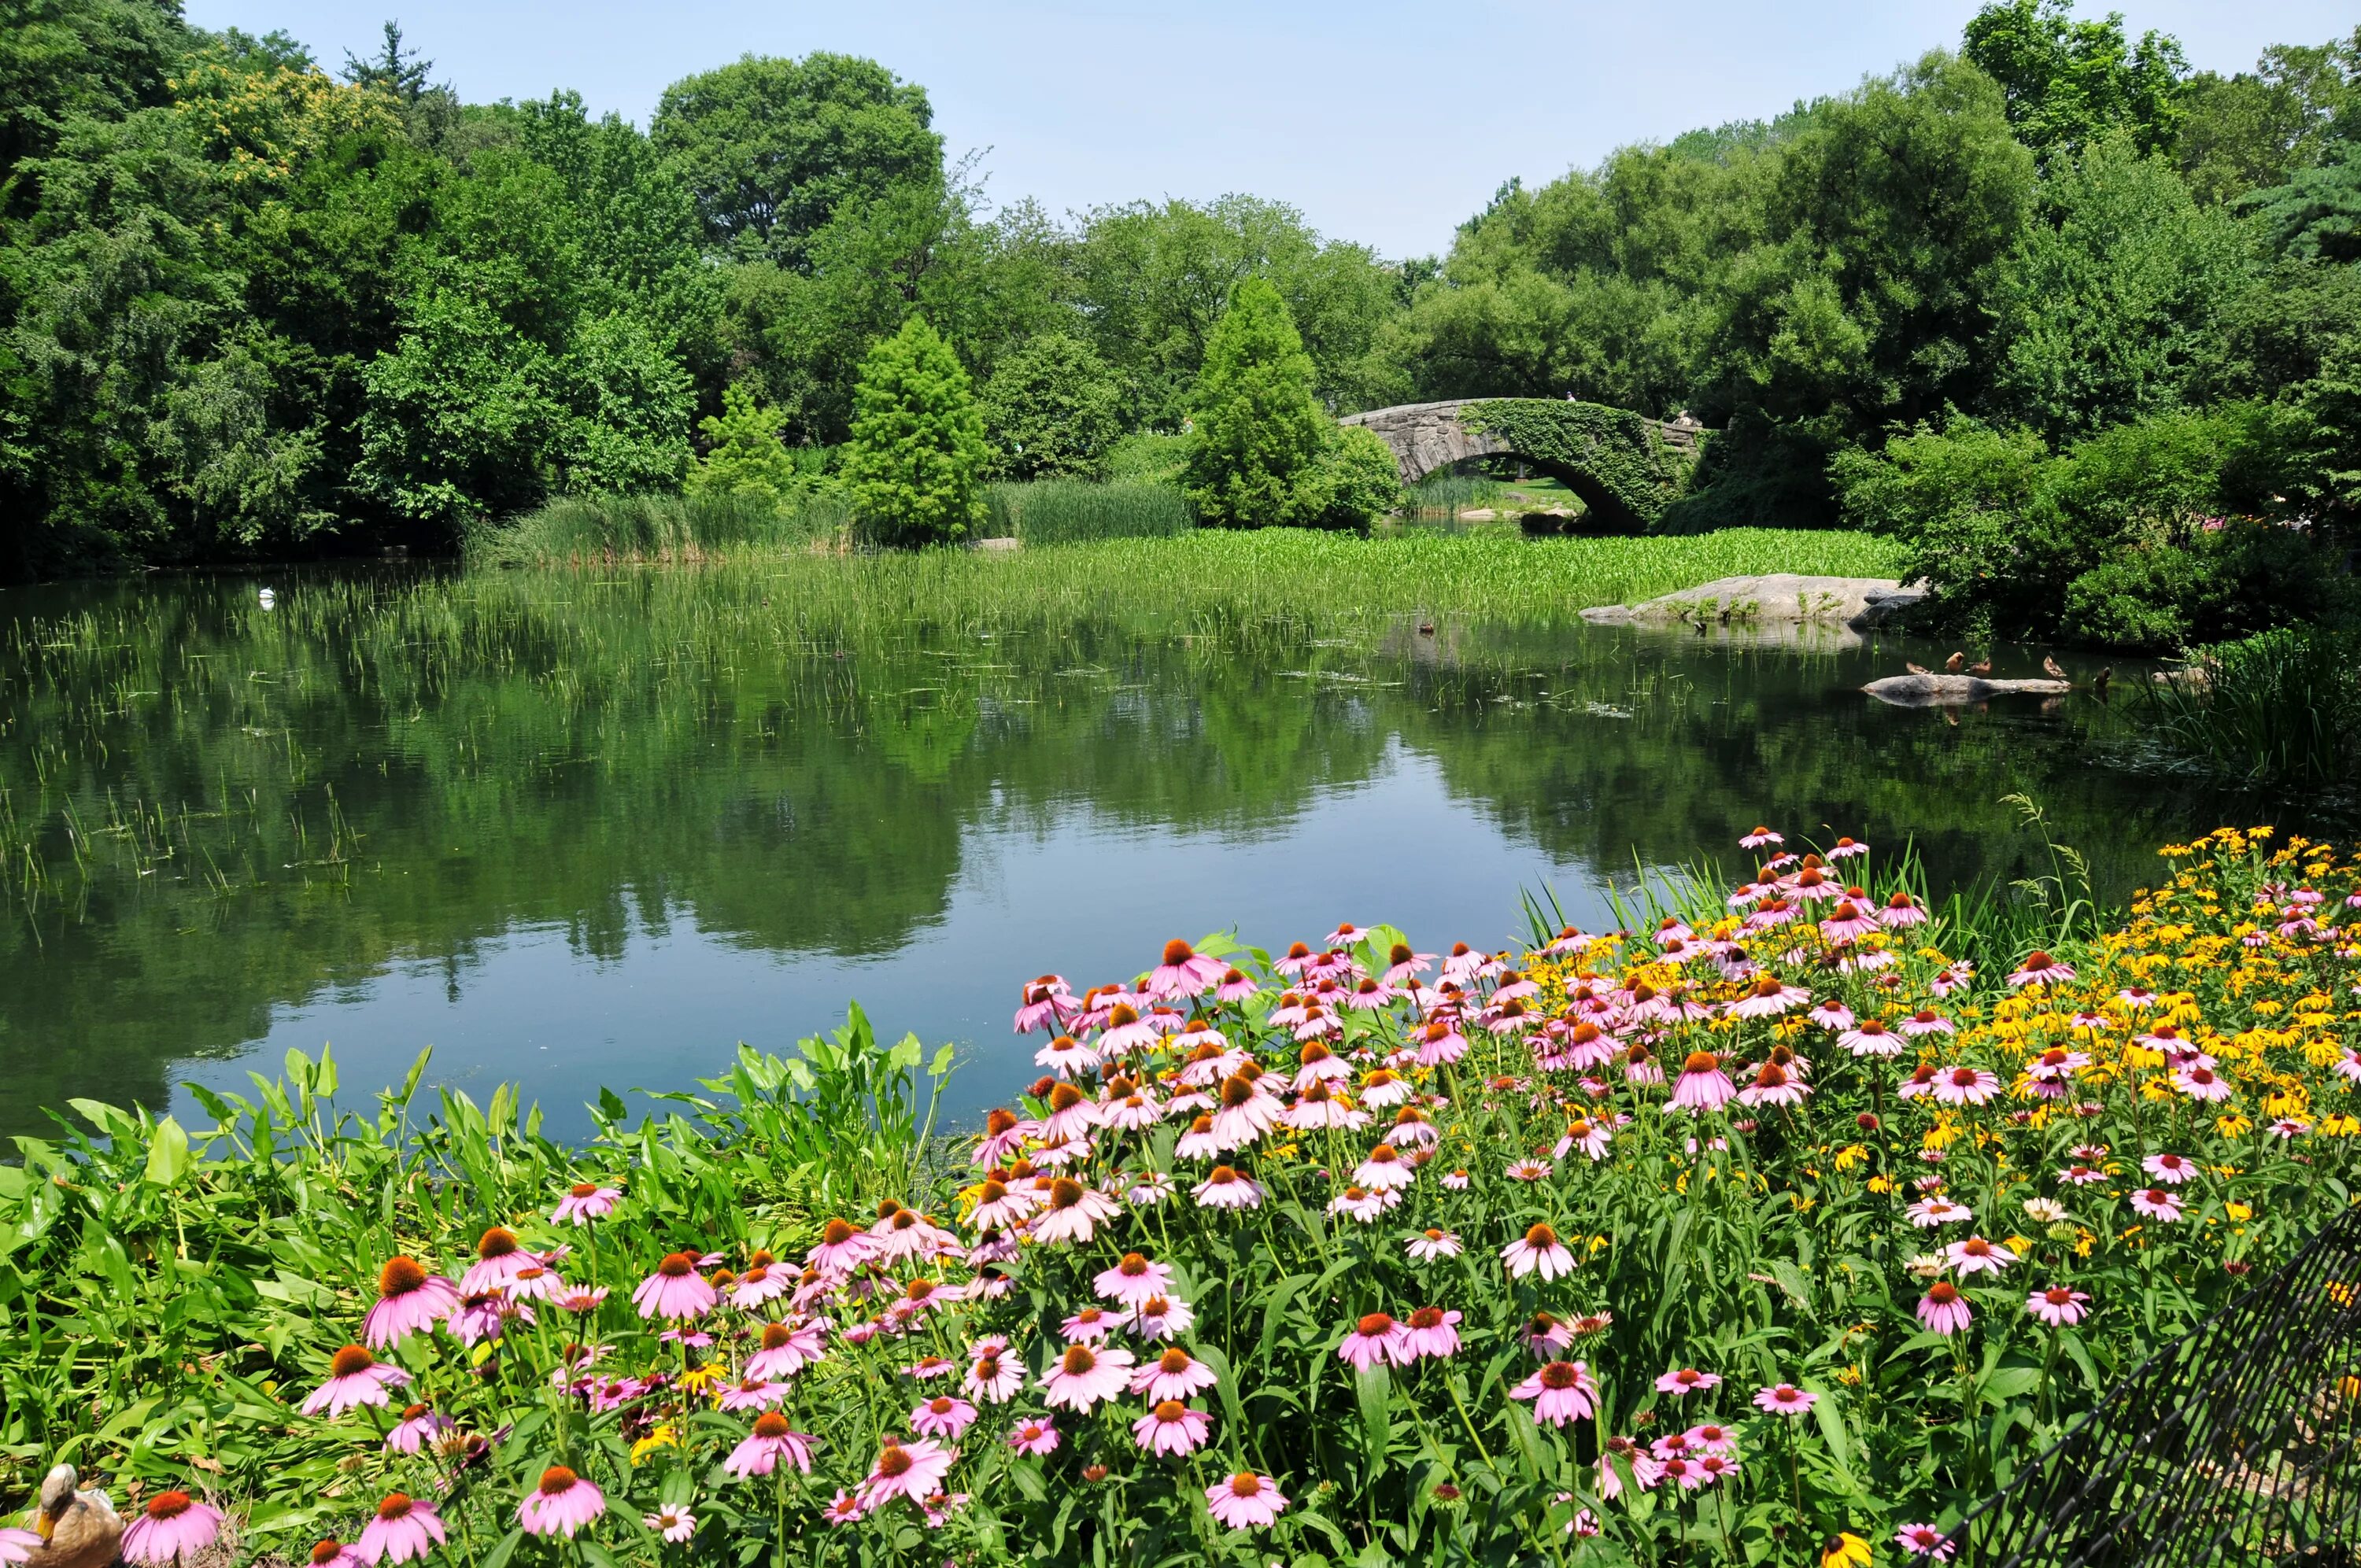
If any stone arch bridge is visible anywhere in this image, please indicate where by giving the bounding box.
[1341,398,1704,531]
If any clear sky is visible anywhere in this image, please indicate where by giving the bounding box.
[186,1,2356,260]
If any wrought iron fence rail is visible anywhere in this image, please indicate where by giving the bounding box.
[1954,1201,2361,1566]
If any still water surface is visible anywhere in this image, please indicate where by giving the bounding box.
[0,566,2282,1140]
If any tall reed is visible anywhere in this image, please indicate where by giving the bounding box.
[472,491,852,567]
[2149,622,2361,784]
[983,480,1195,544]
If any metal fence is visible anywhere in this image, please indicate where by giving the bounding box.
[1950,1201,2361,1566]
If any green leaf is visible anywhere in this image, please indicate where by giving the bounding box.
[144,1116,192,1188]
[478,1527,526,1568]
[1355,1363,1391,1475]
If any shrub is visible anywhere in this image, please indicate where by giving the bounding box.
[844,315,990,548]
[1105,430,1192,486]
[1315,423,1406,529]
[1832,404,2332,645]
[685,384,816,511]
[1184,278,1332,528]
[980,332,1125,481]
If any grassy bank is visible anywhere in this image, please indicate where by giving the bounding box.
[3,825,2354,1565]
[460,526,1905,634]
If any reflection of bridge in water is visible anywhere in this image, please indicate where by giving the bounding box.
[1341,397,1705,530]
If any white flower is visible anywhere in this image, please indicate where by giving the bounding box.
[2022,1197,2067,1225]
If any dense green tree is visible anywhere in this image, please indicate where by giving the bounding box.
[2244,142,2361,264]
[2178,32,2361,204]
[979,331,1122,480]
[0,0,184,191]
[1991,135,2256,436]
[685,384,807,507]
[1185,278,1331,528]
[843,314,986,546]
[649,53,940,267]
[1962,0,2188,160]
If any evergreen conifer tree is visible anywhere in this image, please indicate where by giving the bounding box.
[844,315,988,546]
[1184,278,1330,528]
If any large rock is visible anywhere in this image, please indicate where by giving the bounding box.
[1861,673,2071,707]
[1580,574,1928,633]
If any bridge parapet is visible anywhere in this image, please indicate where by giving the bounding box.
[1341,398,1705,531]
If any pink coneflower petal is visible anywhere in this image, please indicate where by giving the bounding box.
[1204,1472,1289,1529]
[355,1494,446,1566]
[518,1468,606,1538]
[120,1492,225,1567]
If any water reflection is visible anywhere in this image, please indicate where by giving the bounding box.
[0,569,2304,1139]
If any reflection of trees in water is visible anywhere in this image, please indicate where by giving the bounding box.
[0,577,2310,1132]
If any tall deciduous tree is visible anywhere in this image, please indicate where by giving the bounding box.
[649,53,940,267]
[1963,0,2188,160]
[843,314,986,546]
[979,332,1121,480]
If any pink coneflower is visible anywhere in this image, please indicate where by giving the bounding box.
[1728,973,1809,1020]
[1126,1171,1175,1206]
[1402,1305,1462,1360]
[1827,835,1868,859]
[2058,1164,2108,1186]
[1753,1383,1816,1415]
[302,1344,410,1416]
[1035,1082,1100,1146]
[1125,1344,1215,1403]
[1505,1158,1554,1182]
[717,1374,789,1412]
[1292,1040,1352,1088]
[2008,950,2073,988]
[1040,1343,1135,1411]
[1098,1003,1162,1056]
[1132,1400,1212,1456]
[1945,1236,2016,1276]
[1096,1252,1174,1310]
[910,1394,977,1441]
[1557,1117,1613,1162]
[1841,1019,1904,1058]
[2130,1188,2185,1222]
[1691,1453,1742,1488]
[1205,1472,1289,1529]
[1360,1068,1413,1109]
[1328,1185,1391,1223]
[643,1506,696,1544]
[1598,1437,1665,1499]
[1806,997,1856,1031]
[1215,965,1260,1002]
[310,1537,366,1568]
[1899,1008,1954,1038]
[1032,1176,1121,1246]
[633,1253,718,1321]
[552,1182,621,1226]
[1511,1360,1600,1426]
[450,1290,530,1348]
[1917,1282,1972,1336]
[974,1107,1033,1167]
[1443,1167,1473,1189]
[1878,890,1927,928]
[1194,1164,1263,1210]
[1406,1228,1462,1261]
[2027,1285,2091,1327]
[458,1228,541,1297]
[1738,1061,1809,1109]
[819,1490,865,1526]
[1520,1311,1576,1356]
[1895,1523,1956,1559]
[1740,825,1783,848]
[1906,1196,1973,1227]
[383,1402,454,1455]
[1146,938,1225,999]
[1932,1066,2000,1107]
[2027,1047,2090,1083]
[1670,1051,1736,1113]
[1062,1304,1121,1342]
[1129,1293,1194,1341]
[1502,1222,1576,1281]
[1033,1033,1100,1077]
[519,1468,605,1538]
[2143,1153,2197,1185]
[858,1439,956,1511]
[362,1256,459,1349]
[746,1319,827,1381]
[1014,975,1073,1033]
[1356,1144,1417,1191]
[903,1355,957,1382]
[2173,1064,2234,1102]
[1210,1074,1284,1149]
[354,1493,445,1565]
[1338,1312,1411,1372]
[1820,901,1879,943]
[120,1492,224,1567]
[1007,1416,1060,1455]
[1654,1367,1720,1396]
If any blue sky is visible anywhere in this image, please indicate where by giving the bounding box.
[188,1,2357,259]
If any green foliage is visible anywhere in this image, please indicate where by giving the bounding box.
[1992,135,2256,437]
[474,488,850,565]
[648,52,940,266]
[1317,423,1406,528]
[1463,400,1701,529]
[2244,139,2361,264]
[685,382,808,508]
[1834,406,2333,647]
[1963,0,2189,160]
[843,313,988,547]
[2177,31,2361,204]
[1103,430,1192,485]
[1184,277,1335,528]
[2150,622,2361,783]
[978,330,1123,480]
[981,479,1194,544]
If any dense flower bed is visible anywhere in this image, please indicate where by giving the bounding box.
[6,828,2359,1567]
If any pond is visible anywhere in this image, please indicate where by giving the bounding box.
[0,559,2297,1142]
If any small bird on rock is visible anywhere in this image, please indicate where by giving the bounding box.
[1944,651,1964,672]
[2043,655,2068,681]
[1905,662,1933,677]
[1968,659,1992,676]
[26,1464,121,1568]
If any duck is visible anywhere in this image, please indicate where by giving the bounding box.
[1904,662,1933,677]
[1967,659,1991,677]
[2093,666,2112,698]
[26,1464,120,1568]
[2042,654,2068,681]
[1943,651,1964,672]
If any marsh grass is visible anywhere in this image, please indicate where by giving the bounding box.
[1406,470,1508,514]
[2149,623,2361,786]
[474,490,852,566]
[982,480,1195,543]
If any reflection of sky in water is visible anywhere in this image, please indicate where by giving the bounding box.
[173,743,1630,1139]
